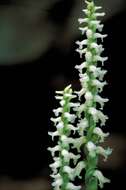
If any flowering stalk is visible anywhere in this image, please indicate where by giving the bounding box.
[48,85,85,190]
[75,1,112,190]
[48,0,112,190]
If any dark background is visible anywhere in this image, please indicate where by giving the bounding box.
[0,0,125,189]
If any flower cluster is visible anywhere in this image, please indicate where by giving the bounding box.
[48,1,112,190]
[48,85,86,190]
[75,1,112,189]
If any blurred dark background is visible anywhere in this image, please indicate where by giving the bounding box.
[0,0,125,189]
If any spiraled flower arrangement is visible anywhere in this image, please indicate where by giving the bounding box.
[48,1,112,190]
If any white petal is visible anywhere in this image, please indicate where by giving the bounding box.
[63,166,74,180]
[94,33,107,42]
[55,90,63,94]
[85,91,93,102]
[78,18,88,24]
[61,149,80,165]
[94,55,108,65]
[93,127,109,142]
[64,112,76,123]
[48,145,60,157]
[48,131,59,141]
[96,146,112,161]
[50,117,61,125]
[86,141,96,157]
[77,118,88,135]
[76,39,87,49]
[79,26,88,34]
[72,136,86,152]
[74,161,86,178]
[76,48,86,58]
[88,107,108,126]
[85,51,92,62]
[93,170,110,188]
[75,61,87,73]
[95,12,105,17]
[53,107,63,116]
[86,29,93,38]
[49,160,61,174]
[67,183,81,190]
[59,99,65,106]
[67,124,78,134]
[92,79,107,92]
[94,95,109,109]
[95,6,102,10]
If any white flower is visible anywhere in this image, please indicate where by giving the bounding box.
[79,73,89,86]
[94,33,107,42]
[85,91,93,102]
[76,39,88,49]
[82,9,89,14]
[50,173,61,179]
[51,117,61,125]
[93,55,108,66]
[51,173,63,189]
[72,136,86,152]
[95,12,105,17]
[86,29,93,38]
[88,65,107,80]
[55,95,63,100]
[67,183,81,190]
[93,127,109,142]
[86,141,96,157]
[48,131,59,141]
[63,166,74,180]
[69,102,80,108]
[55,90,63,94]
[53,107,63,116]
[56,121,64,129]
[75,88,86,100]
[93,170,110,188]
[85,51,92,62]
[67,124,78,134]
[61,149,80,165]
[79,26,88,34]
[77,103,86,118]
[64,93,76,99]
[88,107,108,126]
[98,69,107,80]
[96,146,112,161]
[92,79,107,92]
[89,20,101,28]
[61,135,69,144]
[94,95,108,109]
[78,18,88,24]
[49,159,61,174]
[52,174,63,189]
[75,62,87,73]
[74,161,86,179]
[95,6,102,11]
[90,42,99,50]
[59,99,65,106]
[55,122,64,134]
[76,48,87,58]
[77,118,88,136]
[97,24,104,32]
[48,145,61,157]
[64,161,85,181]
[64,112,76,123]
